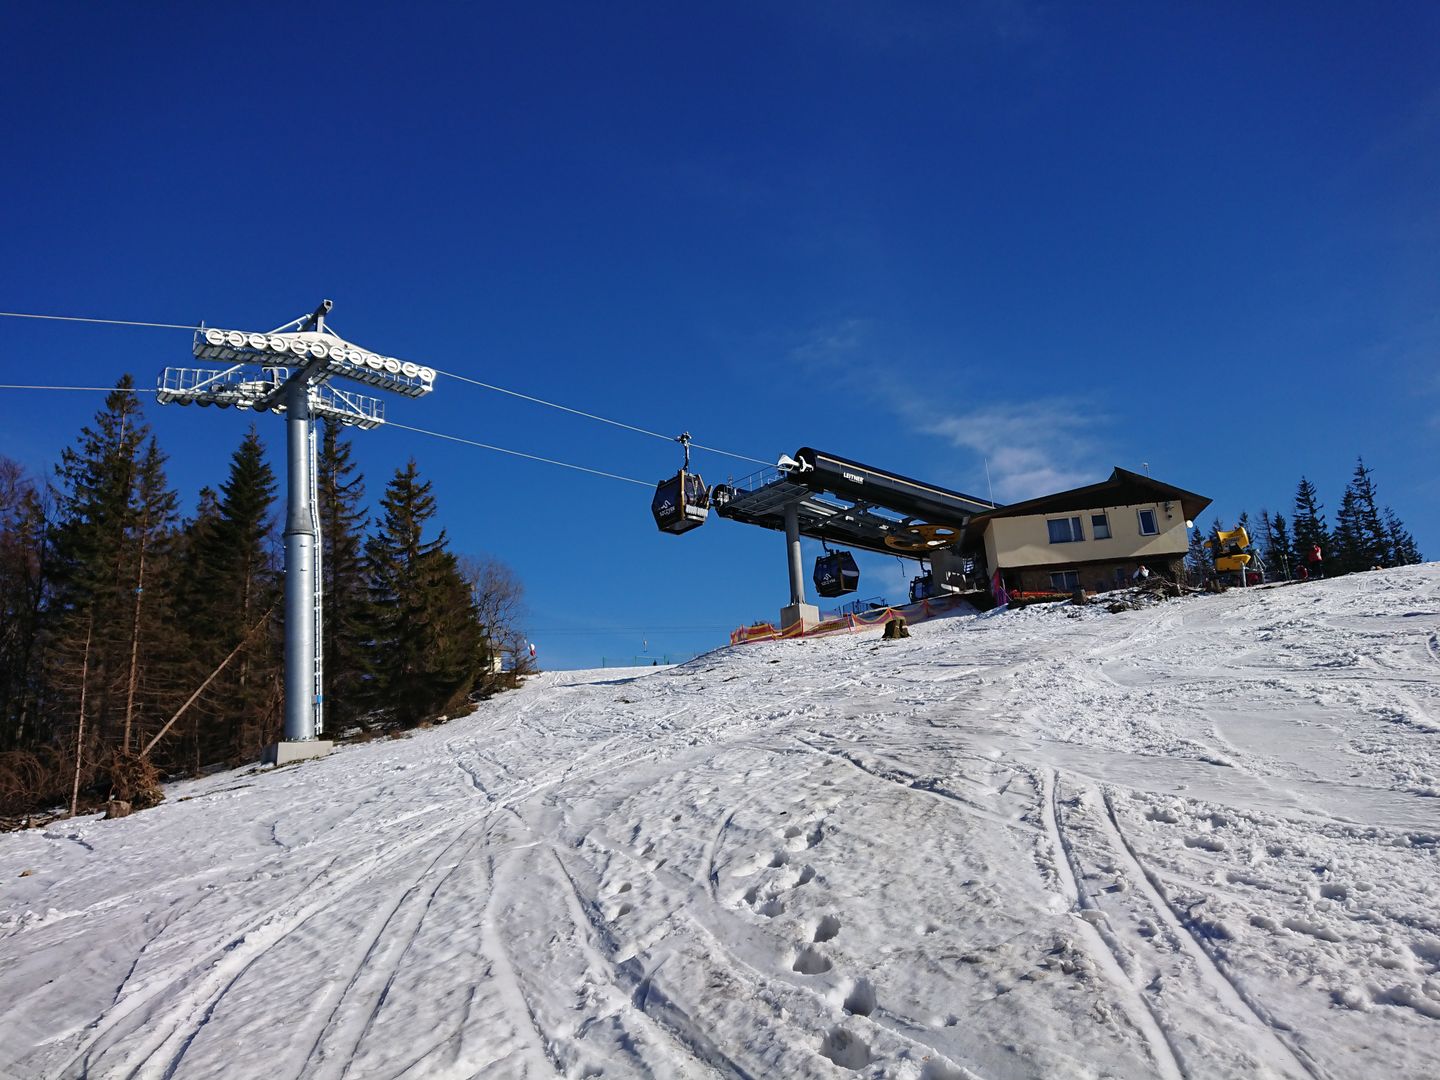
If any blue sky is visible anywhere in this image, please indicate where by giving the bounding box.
[2,2,1437,668]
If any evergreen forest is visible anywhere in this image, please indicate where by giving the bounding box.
[0,380,527,819]
[1185,458,1424,585]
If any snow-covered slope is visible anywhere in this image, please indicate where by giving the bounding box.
[3,568,1438,1079]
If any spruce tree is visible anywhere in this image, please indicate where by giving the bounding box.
[171,486,222,773]
[1291,477,1329,572]
[0,458,49,752]
[117,439,180,755]
[316,422,369,731]
[1382,507,1423,566]
[46,378,179,792]
[1344,458,1388,570]
[1265,512,1293,580]
[365,460,483,726]
[1331,487,1362,575]
[1184,526,1211,585]
[180,429,280,763]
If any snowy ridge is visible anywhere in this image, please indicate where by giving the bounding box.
[2,567,1439,1078]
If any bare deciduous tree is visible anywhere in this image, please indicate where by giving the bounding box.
[457,553,533,685]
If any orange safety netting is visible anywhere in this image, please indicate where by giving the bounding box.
[729,595,971,645]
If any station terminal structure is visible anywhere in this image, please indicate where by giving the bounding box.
[653,445,1002,633]
[653,439,1216,640]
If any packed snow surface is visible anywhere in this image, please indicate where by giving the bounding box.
[4,568,1440,1079]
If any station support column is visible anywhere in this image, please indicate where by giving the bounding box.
[779,500,820,632]
[785,501,806,605]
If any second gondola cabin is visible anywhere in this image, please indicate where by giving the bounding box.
[814,550,860,597]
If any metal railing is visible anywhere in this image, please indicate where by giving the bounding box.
[826,595,890,619]
[157,366,384,428]
[725,465,782,493]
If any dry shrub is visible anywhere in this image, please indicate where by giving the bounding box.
[0,751,48,815]
[0,746,72,816]
[101,751,165,810]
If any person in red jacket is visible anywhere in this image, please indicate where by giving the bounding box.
[1307,543,1324,579]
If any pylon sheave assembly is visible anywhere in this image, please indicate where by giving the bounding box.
[157,301,437,762]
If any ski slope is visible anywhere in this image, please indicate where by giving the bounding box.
[2,568,1438,1079]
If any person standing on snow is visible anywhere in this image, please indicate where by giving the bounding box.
[1307,543,1324,579]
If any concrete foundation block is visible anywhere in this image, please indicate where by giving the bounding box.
[264,740,334,766]
[779,603,821,631]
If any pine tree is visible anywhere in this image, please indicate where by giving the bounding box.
[1264,511,1293,581]
[1382,507,1423,566]
[1331,487,1362,575]
[365,460,483,726]
[1345,458,1389,570]
[117,439,180,755]
[171,486,221,773]
[316,422,369,732]
[1291,477,1329,573]
[1184,526,1211,585]
[47,380,148,752]
[180,429,280,763]
[45,379,179,795]
[0,458,50,752]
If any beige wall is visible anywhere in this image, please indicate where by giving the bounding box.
[985,501,1189,569]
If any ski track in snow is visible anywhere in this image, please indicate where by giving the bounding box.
[3,568,1440,1078]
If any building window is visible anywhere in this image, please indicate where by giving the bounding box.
[1091,513,1111,540]
[1137,508,1159,536]
[1047,516,1084,543]
[1050,570,1080,592]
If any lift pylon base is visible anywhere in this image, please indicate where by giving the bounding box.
[779,603,821,632]
[264,740,334,767]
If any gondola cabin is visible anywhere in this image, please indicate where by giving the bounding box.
[909,572,936,603]
[813,551,860,597]
[652,471,710,534]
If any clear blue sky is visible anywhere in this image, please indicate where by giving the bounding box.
[3,2,1437,668]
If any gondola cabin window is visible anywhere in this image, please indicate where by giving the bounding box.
[1047,516,1084,543]
[1137,508,1159,536]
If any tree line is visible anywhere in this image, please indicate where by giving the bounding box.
[0,378,528,818]
[1186,457,1424,583]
